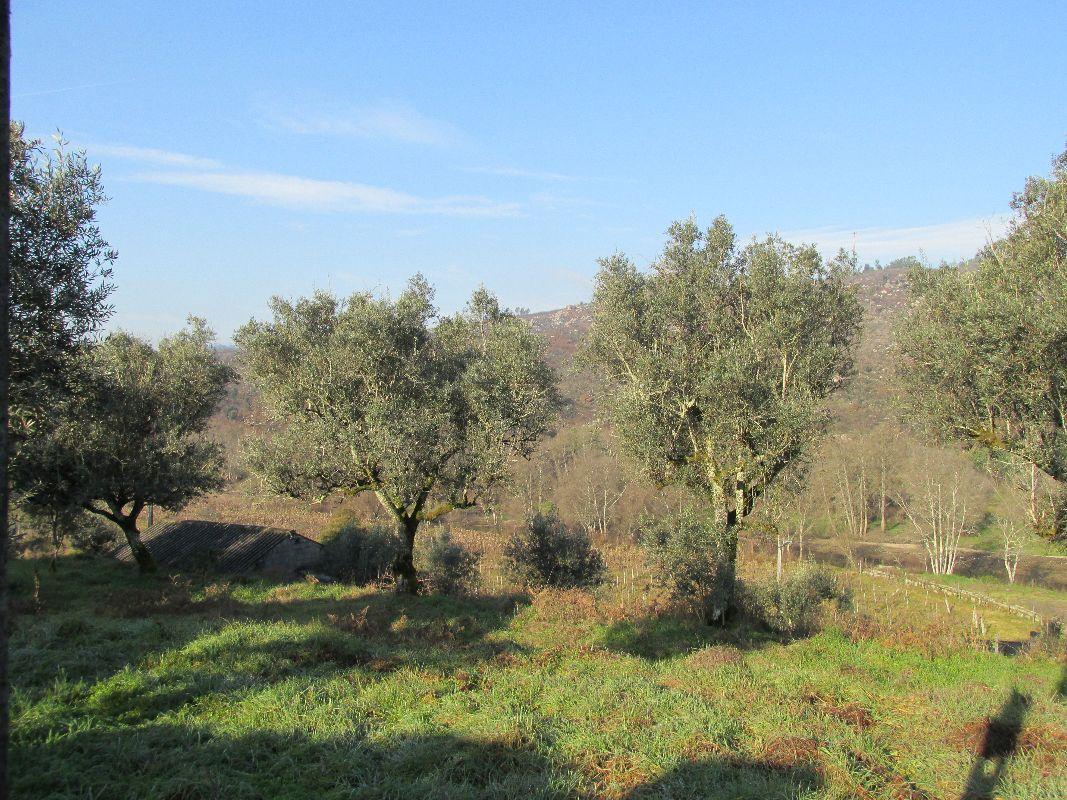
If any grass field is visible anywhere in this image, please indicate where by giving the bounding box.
[9,551,1067,800]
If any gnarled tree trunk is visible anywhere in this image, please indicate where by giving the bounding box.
[704,483,739,625]
[392,517,421,594]
[119,520,155,574]
[86,499,155,573]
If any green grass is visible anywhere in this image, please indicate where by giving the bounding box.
[917,572,1067,620]
[10,556,1067,799]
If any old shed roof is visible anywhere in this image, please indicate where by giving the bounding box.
[113,520,321,573]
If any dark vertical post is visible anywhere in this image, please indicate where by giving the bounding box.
[0,2,11,798]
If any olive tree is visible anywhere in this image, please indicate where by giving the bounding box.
[896,149,1067,540]
[16,319,231,572]
[583,216,862,619]
[4,123,117,799]
[236,277,559,592]
[9,124,115,430]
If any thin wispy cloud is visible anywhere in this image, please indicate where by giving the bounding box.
[88,143,224,169]
[550,267,594,288]
[130,169,520,218]
[461,165,579,182]
[266,99,460,146]
[780,213,1012,262]
[14,79,131,99]
[529,191,610,212]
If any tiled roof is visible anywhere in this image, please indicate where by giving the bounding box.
[112,520,321,573]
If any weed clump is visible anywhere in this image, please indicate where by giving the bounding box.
[421,530,481,596]
[319,509,401,584]
[503,511,607,590]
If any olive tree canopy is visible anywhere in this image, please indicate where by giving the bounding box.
[15,320,232,572]
[9,124,115,430]
[236,277,560,591]
[583,216,862,616]
[896,149,1067,540]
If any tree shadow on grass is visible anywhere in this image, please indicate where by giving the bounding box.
[595,613,797,660]
[13,723,826,800]
[9,556,530,714]
[624,752,822,800]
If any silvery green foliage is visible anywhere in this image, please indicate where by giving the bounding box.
[740,563,842,635]
[502,511,607,590]
[421,531,481,596]
[15,319,232,571]
[640,508,737,624]
[236,277,560,589]
[9,124,116,435]
[896,150,1067,540]
[583,216,862,533]
[318,517,401,584]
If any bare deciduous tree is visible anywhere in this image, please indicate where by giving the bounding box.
[826,452,870,569]
[900,472,970,576]
[1001,520,1025,584]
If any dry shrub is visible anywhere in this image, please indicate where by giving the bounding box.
[105,581,241,618]
[583,752,654,798]
[265,585,306,604]
[825,703,875,730]
[678,738,729,760]
[365,657,397,673]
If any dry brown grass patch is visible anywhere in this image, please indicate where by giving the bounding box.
[583,752,655,798]
[327,605,385,635]
[845,751,933,800]
[802,691,875,730]
[761,737,823,772]
[684,644,744,670]
[530,587,599,620]
[946,718,1067,758]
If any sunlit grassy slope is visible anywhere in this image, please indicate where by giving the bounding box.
[10,555,1066,800]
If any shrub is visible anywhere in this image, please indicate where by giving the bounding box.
[503,512,607,590]
[740,563,843,635]
[69,514,119,554]
[319,509,401,584]
[640,508,735,624]
[421,530,481,595]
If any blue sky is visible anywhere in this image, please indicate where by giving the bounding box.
[13,1,1066,342]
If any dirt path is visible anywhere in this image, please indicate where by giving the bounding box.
[795,538,1067,592]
